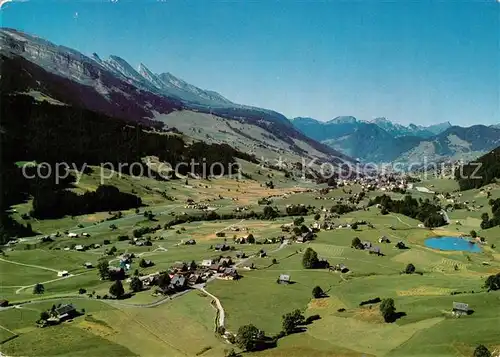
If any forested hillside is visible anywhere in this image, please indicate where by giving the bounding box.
[0,94,256,241]
[456,147,500,190]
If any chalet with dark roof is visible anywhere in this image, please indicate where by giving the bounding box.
[55,304,77,321]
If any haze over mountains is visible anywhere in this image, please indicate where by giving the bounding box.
[291,116,500,163]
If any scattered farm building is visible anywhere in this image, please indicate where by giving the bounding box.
[277,274,291,284]
[452,302,470,317]
[215,244,230,251]
[379,236,391,243]
[331,264,349,273]
[297,231,313,243]
[221,268,239,280]
[169,275,187,291]
[54,304,78,321]
[201,259,213,268]
[362,241,372,249]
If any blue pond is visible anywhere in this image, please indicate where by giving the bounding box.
[425,237,482,253]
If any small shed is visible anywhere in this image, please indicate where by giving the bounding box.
[452,302,469,316]
[277,274,291,284]
[338,264,349,273]
[235,251,246,259]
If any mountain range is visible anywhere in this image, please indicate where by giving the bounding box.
[0,28,352,168]
[1,28,498,168]
[291,116,500,163]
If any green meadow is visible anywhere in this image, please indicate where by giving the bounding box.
[2,165,500,357]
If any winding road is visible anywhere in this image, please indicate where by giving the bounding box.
[3,236,289,336]
[195,285,225,328]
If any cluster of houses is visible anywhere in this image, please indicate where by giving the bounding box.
[142,256,242,295]
[129,237,154,247]
[70,242,101,252]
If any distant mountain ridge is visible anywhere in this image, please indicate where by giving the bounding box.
[0,27,352,165]
[291,116,499,163]
[291,116,452,139]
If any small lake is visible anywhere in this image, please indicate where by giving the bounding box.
[425,236,482,253]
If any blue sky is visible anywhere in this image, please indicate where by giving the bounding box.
[1,0,499,126]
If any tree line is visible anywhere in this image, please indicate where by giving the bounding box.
[480,198,500,230]
[31,184,142,219]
